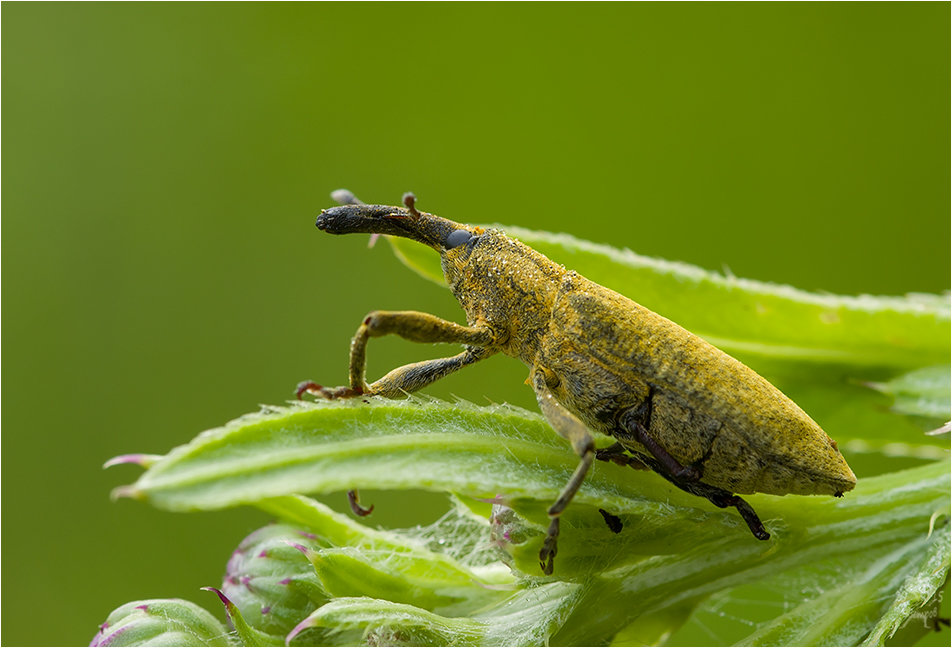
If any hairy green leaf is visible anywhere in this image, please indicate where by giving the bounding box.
[111,399,950,646]
[864,365,952,421]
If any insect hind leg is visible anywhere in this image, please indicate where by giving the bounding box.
[617,397,701,482]
[707,490,770,540]
[671,472,770,540]
[613,397,768,540]
[612,448,770,541]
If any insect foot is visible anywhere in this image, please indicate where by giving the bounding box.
[346,489,374,517]
[598,508,624,534]
[539,518,560,576]
[708,491,770,540]
[294,381,364,400]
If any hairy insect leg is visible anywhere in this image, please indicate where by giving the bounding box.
[666,475,770,540]
[297,313,498,520]
[348,310,494,394]
[363,347,494,397]
[531,369,595,575]
[614,406,769,540]
[298,311,496,400]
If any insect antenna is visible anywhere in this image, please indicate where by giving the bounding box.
[402,192,421,218]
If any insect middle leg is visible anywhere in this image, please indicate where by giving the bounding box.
[531,369,595,575]
[298,310,496,399]
[595,442,650,470]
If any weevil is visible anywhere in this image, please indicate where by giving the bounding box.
[299,190,857,575]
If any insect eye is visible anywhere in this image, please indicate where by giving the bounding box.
[444,229,473,249]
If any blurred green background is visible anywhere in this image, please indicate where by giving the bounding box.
[3,3,949,646]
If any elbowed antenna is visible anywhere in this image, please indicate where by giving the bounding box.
[316,192,480,250]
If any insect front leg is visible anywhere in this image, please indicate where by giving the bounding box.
[350,310,495,395]
[362,345,494,397]
[531,369,595,575]
[297,311,497,520]
[297,310,496,399]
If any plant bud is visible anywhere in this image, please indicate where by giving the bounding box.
[90,599,227,647]
[221,524,327,637]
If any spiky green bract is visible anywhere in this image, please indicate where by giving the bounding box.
[89,599,229,647]
[203,588,280,647]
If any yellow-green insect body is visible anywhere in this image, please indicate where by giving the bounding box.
[443,226,853,497]
[307,192,856,574]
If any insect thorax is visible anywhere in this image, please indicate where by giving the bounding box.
[443,230,566,362]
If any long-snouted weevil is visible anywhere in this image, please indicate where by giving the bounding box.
[299,190,857,575]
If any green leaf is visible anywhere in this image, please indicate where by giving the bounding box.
[102,224,950,646]
[113,398,755,527]
[112,399,950,646]
[665,517,949,647]
[864,365,952,421]
[290,581,581,647]
[552,461,950,646]
[300,545,508,616]
[387,228,949,368]
[862,524,951,646]
[289,597,484,646]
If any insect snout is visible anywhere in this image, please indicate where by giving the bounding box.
[315,205,404,236]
